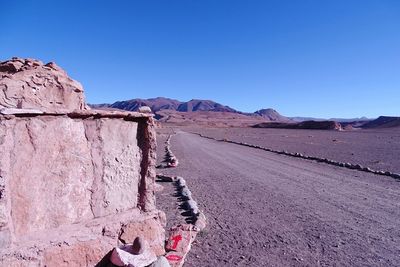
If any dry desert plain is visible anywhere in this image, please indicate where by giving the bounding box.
[156,126,400,266]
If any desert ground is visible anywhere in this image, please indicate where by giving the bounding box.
[186,127,400,173]
[156,127,400,266]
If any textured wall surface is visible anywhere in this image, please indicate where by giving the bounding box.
[0,57,165,266]
[0,112,165,266]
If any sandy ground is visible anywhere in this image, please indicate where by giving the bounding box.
[155,130,400,266]
[184,127,400,174]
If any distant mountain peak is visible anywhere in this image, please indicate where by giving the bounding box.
[258,108,277,112]
[177,99,237,112]
[254,108,291,122]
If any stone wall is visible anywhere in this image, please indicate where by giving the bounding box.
[0,58,165,266]
[0,110,165,266]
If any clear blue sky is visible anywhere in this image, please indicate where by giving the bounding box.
[1,0,399,118]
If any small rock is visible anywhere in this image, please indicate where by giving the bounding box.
[176,177,186,187]
[355,164,363,170]
[138,106,152,113]
[186,200,198,211]
[391,173,400,179]
[194,215,207,231]
[154,183,164,192]
[149,256,171,267]
[156,174,175,182]
[180,187,192,199]
[363,167,373,172]
[110,242,156,267]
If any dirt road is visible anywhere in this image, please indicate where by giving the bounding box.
[186,127,400,173]
[156,131,400,266]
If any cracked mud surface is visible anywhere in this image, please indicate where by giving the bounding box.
[156,129,400,266]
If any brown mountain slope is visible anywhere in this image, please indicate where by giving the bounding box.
[110,97,181,112]
[255,108,292,122]
[176,99,237,112]
[361,116,400,128]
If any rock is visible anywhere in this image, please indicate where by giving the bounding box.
[154,183,164,192]
[139,106,152,113]
[165,224,199,267]
[180,187,192,199]
[185,200,198,212]
[0,57,88,112]
[363,167,373,172]
[194,213,207,231]
[149,256,171,267]
[0,59,24,72]
[110,241,157,267]
[119,217,166,256]
[156,174,175,183]
[176,177,186,187]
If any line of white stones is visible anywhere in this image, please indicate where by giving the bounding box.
[156,134,206,267]
[157,174,207,231]
[164,135,179,167]
[194,133,400,180]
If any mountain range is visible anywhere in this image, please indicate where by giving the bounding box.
[91,97,399,129]
[91,97,289,122]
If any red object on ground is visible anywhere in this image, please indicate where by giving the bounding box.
[165,224,198,267]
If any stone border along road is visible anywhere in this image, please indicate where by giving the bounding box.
[192,133,400,180]
[157,134,207,267]
[157,135,179,168]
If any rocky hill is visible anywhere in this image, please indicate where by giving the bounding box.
[176,99,236,112]
[253,120,342,130]
[361,116,400,128]
[103,97,181,112]
[255,108,292,122]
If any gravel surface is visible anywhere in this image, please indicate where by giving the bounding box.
[155,130,400,266]
[185,127,400,173]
